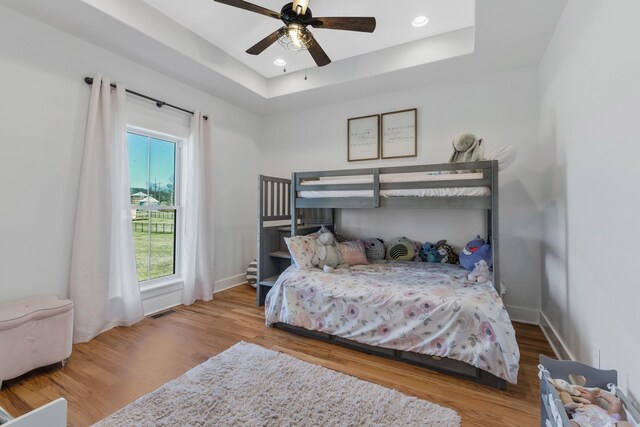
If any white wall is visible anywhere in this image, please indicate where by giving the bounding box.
[0,6,262,303]
[539,0,640,398]
[261,68,542,322]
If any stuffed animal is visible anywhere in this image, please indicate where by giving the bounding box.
[448,133,485,173]
[436,240,459,264]
[411,240,423,262]
[550,378,583,398]
[460,235,493,270]
[385,237,415,261]
[468,260,491,283]
[311,230,345,273]
[420,242,443,263]
[363,238,385,262]
[572,387,632,425]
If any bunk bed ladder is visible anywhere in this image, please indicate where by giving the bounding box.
[257,175,292,306]
[257,175,333,306]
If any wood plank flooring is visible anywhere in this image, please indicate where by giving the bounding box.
[0,284,554,426]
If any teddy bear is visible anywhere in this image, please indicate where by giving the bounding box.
[311,230,346,273]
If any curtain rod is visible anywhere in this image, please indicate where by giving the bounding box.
[83,77,208,120]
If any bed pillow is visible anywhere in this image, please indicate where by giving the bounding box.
[484,145,517,172]
[284,236,317,270]
[306,225,331,240]
[338,240,369,266]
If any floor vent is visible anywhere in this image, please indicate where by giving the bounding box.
[149,309,176,319]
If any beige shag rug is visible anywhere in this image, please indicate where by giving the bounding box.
[94,342,460,427]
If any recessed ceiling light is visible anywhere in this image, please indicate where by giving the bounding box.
[412,16,429,28]
[274,58,287,67]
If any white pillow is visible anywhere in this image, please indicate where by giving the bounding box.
[284,236,317,270]
[484,145,517,172]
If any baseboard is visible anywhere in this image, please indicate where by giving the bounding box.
[539,311,575,361]
[214,273,248,293]
[141,273,248,315]
[505,305,540,325]
[142,282,183,316]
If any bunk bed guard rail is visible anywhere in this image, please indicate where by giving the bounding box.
[292,161,496,210]
[289,160,500,291]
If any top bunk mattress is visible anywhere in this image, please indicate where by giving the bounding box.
[298,171,490,198]
[265,261,519,383]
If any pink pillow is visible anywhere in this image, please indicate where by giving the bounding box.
[339,241,369,266]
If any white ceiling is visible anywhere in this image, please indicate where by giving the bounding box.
[0,0,568,115]
[141,0,475,78]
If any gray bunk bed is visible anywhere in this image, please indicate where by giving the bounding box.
[257,160,506,389]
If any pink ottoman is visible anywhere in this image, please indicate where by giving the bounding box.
[0,296,73,389]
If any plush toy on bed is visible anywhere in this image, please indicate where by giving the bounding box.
[459,235,493,271]
[385,237,415,261]
[468,260,491,284]
[436,240,459,264]
[363,238,386,262]
[411,240,423,262]
[420,242,443,263]
[311,230,346,273]
[448,133,485,173]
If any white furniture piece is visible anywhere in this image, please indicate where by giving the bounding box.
[0,398,67,427]
[0,296,73,389]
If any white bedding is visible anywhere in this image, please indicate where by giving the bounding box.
[298,172,490,198]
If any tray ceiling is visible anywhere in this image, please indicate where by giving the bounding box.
[0,0,568,114]
[141,0,475,78]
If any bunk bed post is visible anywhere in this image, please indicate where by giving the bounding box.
[291,172,298,237]
[256,175,264,306]
[372,168,380,208]
[490,160,500,292]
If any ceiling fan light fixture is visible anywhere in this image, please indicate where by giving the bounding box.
[412,16,429,28]
[277,23,314,52]
[274,58,287,66]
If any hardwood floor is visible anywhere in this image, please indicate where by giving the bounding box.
[0,284,554,426]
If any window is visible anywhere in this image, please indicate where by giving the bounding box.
[127,130,180,284]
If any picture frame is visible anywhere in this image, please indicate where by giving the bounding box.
[347,114,380,162]
[381,108,417,159]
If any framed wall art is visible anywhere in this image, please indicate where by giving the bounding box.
[381,108,417,159]
[347,114,380,162]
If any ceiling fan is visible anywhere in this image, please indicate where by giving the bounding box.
[213,0,377,67]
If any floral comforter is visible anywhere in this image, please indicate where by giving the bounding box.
[265,261,520,383]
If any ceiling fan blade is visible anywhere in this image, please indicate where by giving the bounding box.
[246,28,283,55]
[310,17,377,33]
[307,33,331,67]
[213,0,281,20]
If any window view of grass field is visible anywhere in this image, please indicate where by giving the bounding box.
[128,132,178,283]
[132,209,176,282]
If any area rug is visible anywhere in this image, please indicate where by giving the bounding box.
[94,342,460,426]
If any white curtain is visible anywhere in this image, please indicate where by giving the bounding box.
[70,75,144,343]
[180,112,215,305]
